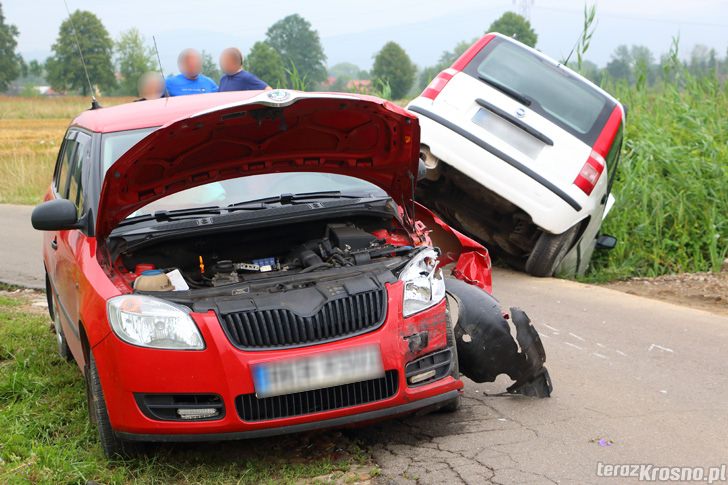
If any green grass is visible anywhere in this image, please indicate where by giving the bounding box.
[588,73,728,280]
[0,293,370,484]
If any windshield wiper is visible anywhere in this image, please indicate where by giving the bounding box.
[228,191,366,208]
[478,75,532,107]
[117,204,268,227]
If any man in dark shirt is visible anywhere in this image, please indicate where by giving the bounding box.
[218,47,271,92]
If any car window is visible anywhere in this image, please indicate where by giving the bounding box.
[55,134,79,198]
[67,133,91,217]
[101,127,157,173]
[130,172,386,217]
[465,38,614,145]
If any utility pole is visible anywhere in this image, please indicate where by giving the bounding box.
[513,0,534,20]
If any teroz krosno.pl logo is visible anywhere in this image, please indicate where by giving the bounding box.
[597,462,727,483]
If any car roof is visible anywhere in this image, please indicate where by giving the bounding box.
[71,91,264,133]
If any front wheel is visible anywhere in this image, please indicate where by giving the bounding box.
[524,225,579,277]
[438,298,461,413]
[86,352,138,458]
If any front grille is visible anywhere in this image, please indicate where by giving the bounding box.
[236,370,399,421]
[220,289,386,349]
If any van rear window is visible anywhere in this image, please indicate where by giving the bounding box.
[464,37,615,145]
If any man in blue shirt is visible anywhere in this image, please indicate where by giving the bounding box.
[218,47,270,92]
[166,48,218,96]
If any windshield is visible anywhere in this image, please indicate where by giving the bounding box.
[101,127,157,172]
[129,173,386,218]
[465,37,613,144]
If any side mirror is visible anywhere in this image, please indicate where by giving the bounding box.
[31,199,80,231]
[595,234,617,250]
[417,158,427,182]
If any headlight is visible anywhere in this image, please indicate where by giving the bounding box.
[106,295,204,350]
[399,248,446,317]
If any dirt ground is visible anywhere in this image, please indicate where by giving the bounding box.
[604,269,728,316]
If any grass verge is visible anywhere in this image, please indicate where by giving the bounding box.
[588,75,728,280]
[0,290,372,484]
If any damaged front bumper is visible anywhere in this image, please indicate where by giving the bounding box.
[445,277,552,398]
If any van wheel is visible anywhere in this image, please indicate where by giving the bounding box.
[86,352,139,458]
[51,294,72,361]
[525,225,579,277]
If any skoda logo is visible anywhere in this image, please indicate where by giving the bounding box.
[267,90,291,102]
[515,108,526,119]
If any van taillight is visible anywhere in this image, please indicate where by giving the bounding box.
[421,69,457,100]
[573,151,605,195]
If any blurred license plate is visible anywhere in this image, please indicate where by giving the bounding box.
[252,345,384,398]
[472,108,544,159]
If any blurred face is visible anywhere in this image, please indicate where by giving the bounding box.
[140,75,164,100]
[181,51,203,79]
[220,51,242,75]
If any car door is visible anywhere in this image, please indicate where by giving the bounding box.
[52,131,92,360]
[45,130,78,294]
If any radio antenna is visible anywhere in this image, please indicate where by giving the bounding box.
[62,0,100,109]
[152,36,170,98]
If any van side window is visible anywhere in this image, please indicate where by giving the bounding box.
[54,133,79,198]
[67,133,91,218]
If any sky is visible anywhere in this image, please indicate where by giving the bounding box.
[5,0,728,76]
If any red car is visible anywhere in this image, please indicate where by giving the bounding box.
[32,90,550,457]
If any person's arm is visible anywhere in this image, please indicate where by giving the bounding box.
[249,73,270,91]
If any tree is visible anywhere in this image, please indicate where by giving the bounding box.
[266,14,327,87]
[329,62,360,80]
[371,41,416,100]
[115,28,155,96]
[28,59,44,78]
[46,10,115,95]
[0,2,22,91]
[605,45,632,82]
[201,50,221,83]
[246,41,285,88]
[487,12,537,47]
[418,38,474,91]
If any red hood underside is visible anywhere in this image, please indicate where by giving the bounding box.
[96,93,420,240]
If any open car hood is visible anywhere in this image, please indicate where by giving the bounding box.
[96,91,420,240]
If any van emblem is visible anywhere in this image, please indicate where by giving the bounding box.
[515,108,526,119]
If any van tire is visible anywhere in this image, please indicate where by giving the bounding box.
[525,225,579,277]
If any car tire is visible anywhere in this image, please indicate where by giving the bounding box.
[51,294,73,361]
[86,352,139,458]
[524,225,580,277]
[438,302,461,413]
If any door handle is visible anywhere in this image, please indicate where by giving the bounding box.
[50,238,58,250]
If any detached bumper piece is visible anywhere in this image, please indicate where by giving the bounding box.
[445,278,552,398]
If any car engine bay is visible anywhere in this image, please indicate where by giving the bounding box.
[113,215,418,297]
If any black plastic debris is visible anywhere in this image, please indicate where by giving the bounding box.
[445,277,552,398]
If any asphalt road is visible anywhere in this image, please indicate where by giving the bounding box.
[0,204,44,289]
[2,203,727,484]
